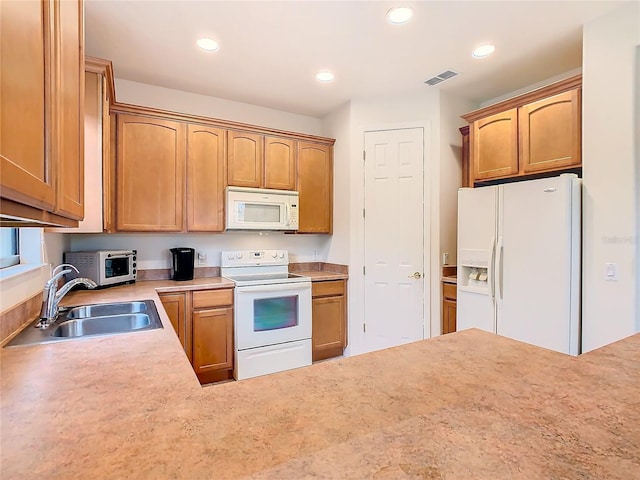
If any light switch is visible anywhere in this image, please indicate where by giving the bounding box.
[605,262,618,281]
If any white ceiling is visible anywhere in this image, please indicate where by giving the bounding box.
[85,0,627,118]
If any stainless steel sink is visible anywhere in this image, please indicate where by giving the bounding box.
[52,313,152,338]
[5,300,163,347]
[65,301,148,319]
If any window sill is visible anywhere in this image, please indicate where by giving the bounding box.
[0,263,47,282]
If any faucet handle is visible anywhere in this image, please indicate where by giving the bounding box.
[52,263,79,276]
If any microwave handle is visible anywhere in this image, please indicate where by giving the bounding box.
[108,251,134,258]
[285,203,290,226]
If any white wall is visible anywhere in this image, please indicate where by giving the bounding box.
[321,102,351,265]
[115,79,323,136]
[69,232,330,269]
[479,67,583,108]
[321,91,442,355]
[582,2,639,352]
[439,92,478,267]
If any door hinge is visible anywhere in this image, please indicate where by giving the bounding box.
[363,150,366,161]
[362,208,365,218]
[363,323,366,333]
[363,266,365,275]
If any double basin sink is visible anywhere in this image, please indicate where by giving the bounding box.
[6,300,163,347]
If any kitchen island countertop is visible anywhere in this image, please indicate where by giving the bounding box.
[1,279,639,479]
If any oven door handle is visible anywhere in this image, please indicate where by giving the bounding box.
[235,283,311,294]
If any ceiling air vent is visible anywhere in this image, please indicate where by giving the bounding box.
[424,70,459,86]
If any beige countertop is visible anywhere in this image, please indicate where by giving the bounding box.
[2,278,639,479]
[294,269,349,281]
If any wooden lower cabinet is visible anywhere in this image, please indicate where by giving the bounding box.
[312,279,347,361]
[192,307,233,381]
[159,288,234,385]
[158,292,189,361]
[442,282,457,335]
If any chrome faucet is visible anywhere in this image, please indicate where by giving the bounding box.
[37,264,98,328]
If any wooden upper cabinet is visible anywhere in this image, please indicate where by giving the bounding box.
[115,114,185,231]
[519,89,581,174]
[472,109,519,181]
[187,125,225,232]
[462,76,582,186]
[297,142,333,233]
[227,132,296,190]
[264,136,296,190]
[54,0,84,220]
[0,0,56,211]
[227,131,263,188]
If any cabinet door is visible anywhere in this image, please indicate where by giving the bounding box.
[459,126,471,188]
[159,293,190,360]
[264,136,296,190]
[227,131,263,188]
[187,124,225,231]
[297,142,333,233]
[0,0,56,211]
[192,307,233,374]
[472,109,518,182]
[519,89,581,174]
[115,114,185,231]
[312,295,346,361]
[53,0,84,220]
[442,299,457,334]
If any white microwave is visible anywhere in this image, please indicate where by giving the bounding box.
[226,186,299,231]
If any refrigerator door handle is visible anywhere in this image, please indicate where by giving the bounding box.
[488,236,496,301]
[497,236,504,302]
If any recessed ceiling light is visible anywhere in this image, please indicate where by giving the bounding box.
[197,38,219,51]
[472,44,495,58]
[315,71,335,83]
[386,7,413,25]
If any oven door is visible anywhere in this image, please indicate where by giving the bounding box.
[235,282,312,351]
[99,253,134,286]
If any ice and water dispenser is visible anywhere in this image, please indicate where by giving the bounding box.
[458,249,490,292]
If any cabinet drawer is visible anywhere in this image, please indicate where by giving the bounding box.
[192,289,233,309]
[443,283,457,300]
[312,280,345,298]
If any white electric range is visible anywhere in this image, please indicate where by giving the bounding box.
[221,250,312,380]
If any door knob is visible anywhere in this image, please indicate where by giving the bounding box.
[408,272,422,279]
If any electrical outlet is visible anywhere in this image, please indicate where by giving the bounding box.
[312,250,318,260]
[197,252,207,265]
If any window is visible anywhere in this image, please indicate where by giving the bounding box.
[0,228,20,269]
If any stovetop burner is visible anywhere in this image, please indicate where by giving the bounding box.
[220,250,310,287]
[224,272,309,286]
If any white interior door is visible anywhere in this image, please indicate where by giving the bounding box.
[363,128,424,353]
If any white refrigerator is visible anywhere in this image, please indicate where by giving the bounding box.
[456,174,581,355]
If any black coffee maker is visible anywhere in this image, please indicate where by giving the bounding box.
[170,247,195,281]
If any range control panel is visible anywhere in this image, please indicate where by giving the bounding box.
[221,250,289,267]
